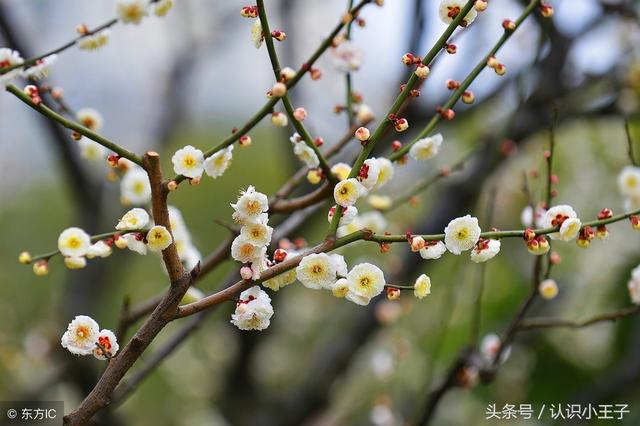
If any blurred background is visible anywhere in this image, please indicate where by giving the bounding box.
[1,0,640,424]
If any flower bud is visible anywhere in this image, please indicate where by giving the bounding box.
[410,236,426,252]
[271,82,287,97]
[310,68,322,80]
[76,23,89,35]
[494,63,506,76]
[114,234,128,249]
[461,90,475,104]
[314,137,324,147]
[392,140,402,151]
[356,104,374,123]
[597,208,613,220]
[401,53,415,66]
[487,56,500,69]
[306,169,322,185]
[394,118,409,132]
[596,225,609,240]
[271,30,286,41]
[18,251,32,265]
[538,279,558,300]
[523,228,536,241]
[355,126,370,141]
[33,260,49,276]
[239,135,252,147]
[540,2,554,18]
[280,67,296,82]
[293,107,307,121]
[240,6,258,18]
[446,79,460,90]
[386,287,401,301]
[71,131,82,141]
[107,154,119,168]
[271,112,288,127]
[440,108,455,120]
[502,20,516,31]
[240,266,253,280]
[189,176,201,186]
[445,44,457,54]
[475,0,488,11]
[415,63,430,79]
[167,180,178,191]
[273,248,288,263]
[631,215,640,230]
[24,85,38,96]
[550,251,562,265]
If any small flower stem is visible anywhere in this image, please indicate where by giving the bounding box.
[170,0,372,185]
[327,0,477,236]
[517,305,640,330]
[384,284,414,290]
[29,230,142,262]
[625,118,638,166]
[389,0,542,161]
[256,0,335,182]
[345,0,356,127]
[0,19,118,75]
[176,207,640,319]
[5,84,143,166]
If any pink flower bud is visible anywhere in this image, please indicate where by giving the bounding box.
[240,266,253,280]
[355,126,370,141]
[293,107,307,121]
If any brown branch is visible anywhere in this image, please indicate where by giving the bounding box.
[63,152,193,425]
[270,183,331,213]
[518,305,640,330]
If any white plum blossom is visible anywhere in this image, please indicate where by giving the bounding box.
[78,31,110,51]
[470,239,501,263]
[146,225,173,252]
[538,278,559,300]
[87,241,112,259]
[121,168,152,205]
[419,241,447,260]
[409,133,443,161]
[414,274,431,299]
[331,278,350,298]
[93,329,119,360]
[154,0,174,16]
[373,158,395,189]
[231,286,274,331]
[172,145,204,179]
[628,265,640,305]
[327,205,358,227]
[368,194,392,210]
[444,215,481,255]
[22,55,57,79]
[356,104,374,123]
[263,268,297,292]
[520,205,546,228]
[542,205,578,240]
[78,138,107,161]
[116,208,150,231]
[334,178,367,207]
[240,222,273,247]
[559,217,582,241]
[618,166,640,198]
[438,0,477,26]
[76,108,103,131]
[231,186,269,225]
[331,254,348,278]
[345,263,385,305]
[291,133,320,168]
[116,0,150,24]
[203,146,233,178]
[64,256,87,269]
[251,20,264,48]
[0,48,24,86]
[296,253,337,290]
[359,158,381,190]
[123,233,147,255]
[331,162,351,181]
[58,227,91,257]
[358,211,388,233]
[330,40,363,72]
[61,315,100,356]
[231,236,266,264]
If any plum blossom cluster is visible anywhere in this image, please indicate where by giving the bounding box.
[296,252,386,306]
[61,315,119,360]
[230,186,273,280]
[116,0,174,25]
[231,286,274,331]
[171,145,234,182]
[0,48,57,87]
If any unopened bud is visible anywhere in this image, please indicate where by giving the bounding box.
[386,287,401,300]
[293,107,307,121]
[18,251,32,265]
[355,126,370,141]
